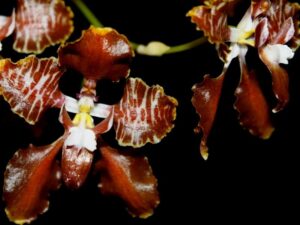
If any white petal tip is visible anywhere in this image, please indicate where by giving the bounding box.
[263,44,294,64]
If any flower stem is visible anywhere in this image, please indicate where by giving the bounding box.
[164,37,207,54]
[71,0,103,28]
[71,0,207,54]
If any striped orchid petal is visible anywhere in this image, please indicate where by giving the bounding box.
[58,26,133,81]
[0,10,15,51]
[13,0,74,54]
[251,0,271,18]
[114,78,177,148]
[256,0,300,112]
[187,0,236,44]
[265,0,298,45]
[0,55,64,124]
[285,1,300,50]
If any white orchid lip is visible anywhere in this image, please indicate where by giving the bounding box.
[65,127,97,152]
[63,94,113,152]
[262,44,294,64]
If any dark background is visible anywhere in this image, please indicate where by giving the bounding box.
[1,0,299,224]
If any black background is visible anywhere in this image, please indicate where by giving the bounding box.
[1,0,299,224]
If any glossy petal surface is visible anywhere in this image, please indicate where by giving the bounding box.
[234,56,274,138]
[97,144,159,218]
[192,73,225,160]
[259,46,290,112]
[0,56,64,124]
[58,26,133,81]
[61,146,93,189]
[3,137,64,224]
[114,78,177,147]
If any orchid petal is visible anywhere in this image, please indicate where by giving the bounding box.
[272,17,295,44]
[96,144,159,218]
[64,127,97,152]
[265,0,299,46]
[64,95,113,118]
[255,17,269,47]
[192,73,225,160]
[261,44,294,64]
[0,9,16,45]
[0,56,64,124]
[234,48,274,139]
[3,137,64,224]
[93,107,114,136]
[114,78,177,148]
[14,0,74,54]
[187,1,230,43]
[251,0,271,18]
[58,26,133,81]
[61,146,93,189]
[64,96,79,114]
[59,105,73,130]
[259,45,291,112]
[91,103,113,118]
[284,2,300,50]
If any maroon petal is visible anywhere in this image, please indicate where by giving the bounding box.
[58,26,133,81]
[234,56,274,139]
[271,17,295,44]
[265,0,299,45]
[284,2,300,50]
[97,144,159,218]
[61,146,93,189]
[0,56,65,124]
[59,106,73,130]
[93,107,114,136]
[3,137,64,224]
[251,0,270,18]
[259,47,289,112]
[0,10,15,42]
[187,2,231,43]
[191,73,225,160]
[255,17,269,48]
[114,78,178,148]
[14,0,74,54]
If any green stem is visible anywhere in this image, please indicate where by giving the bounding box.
[165,37,207,54]
[71,0,103,28]
[71,0,207,54]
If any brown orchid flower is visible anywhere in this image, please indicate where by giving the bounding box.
[188,0,299,159]
[0,0,74,53]
[0,26,177,224]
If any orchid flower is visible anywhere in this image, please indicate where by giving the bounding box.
[0,26,177,224]
[0,0,73,53]
[188,0,299,159]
